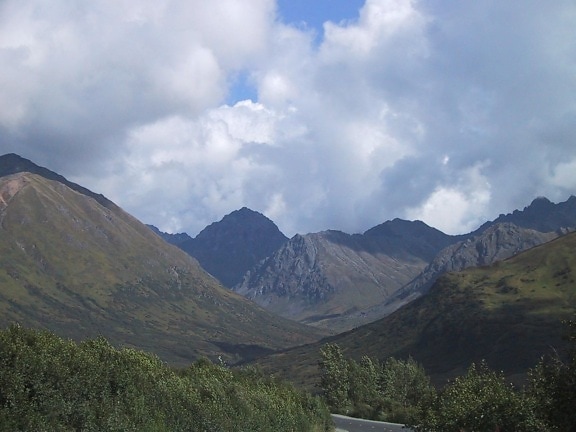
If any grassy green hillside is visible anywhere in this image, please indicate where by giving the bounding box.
[0,172,325,365]
[252,231,576,388]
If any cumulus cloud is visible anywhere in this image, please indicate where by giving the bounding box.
[1,0,575,237]
[0,0,274,171]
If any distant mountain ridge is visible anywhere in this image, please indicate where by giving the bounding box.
[147,225,193,245]
[347,197,576,325]
[475,195,576,234]
[162,195,576,333]
[234,220,455,332]
[146,190,576,334]
[363,218,457,261]
[378,222,565,310]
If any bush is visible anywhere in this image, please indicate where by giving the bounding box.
[414,361,546,432]
[0,325,332,432]
[318,343,434,424]
[528,316,576,431]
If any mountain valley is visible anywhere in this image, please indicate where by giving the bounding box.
[0,154,325,366]
[1,152,575,393]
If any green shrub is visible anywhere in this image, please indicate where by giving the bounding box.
[0,325,332,432]
[415,361,546,432]
[318,343,434,424]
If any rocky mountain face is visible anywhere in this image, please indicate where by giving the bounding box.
[232,198,576,332]
[393,222,563,299]
[0,154,324,365]
[178,208,289,288]
[252,231,576,389]
[234,220,455,332]
[356,197,576,325]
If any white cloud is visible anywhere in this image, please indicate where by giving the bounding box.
[551,159,576,191]
[321,0,428,58]
[2,0,576,237]
[0,0,274,167]
[405,163,492,234]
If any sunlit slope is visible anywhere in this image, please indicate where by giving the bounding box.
[0,172,323,364]
[253,231,576,387]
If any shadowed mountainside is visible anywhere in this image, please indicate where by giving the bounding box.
[178,207,289,288]
[147,225,193,246]
[475,195,576,234]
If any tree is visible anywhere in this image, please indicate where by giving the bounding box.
[378,356,436,424]
[347,355,382,419]
[415,361,545,432]
[318,343,350,413]
[318,344,435,424]
[529,315,576,431]
[0,325,332,432]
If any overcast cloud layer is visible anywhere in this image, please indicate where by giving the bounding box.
[1,0,575,236]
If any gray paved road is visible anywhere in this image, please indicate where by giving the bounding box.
[332,414,413,432]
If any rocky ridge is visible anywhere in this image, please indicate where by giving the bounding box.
[234,220,455,331]
[400,222,564,296]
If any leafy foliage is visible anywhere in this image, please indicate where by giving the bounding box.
[319,329,576,431]
[318,344,434,424]
[0,325,332,431]
[528,316,576,431]
[415,361,545,432]
[318,343,350,413]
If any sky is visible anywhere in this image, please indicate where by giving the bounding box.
[1,0,575,237]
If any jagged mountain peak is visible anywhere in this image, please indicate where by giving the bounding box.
[363,217,455,262]
[228,206,262,218]
[475,195,576,234]
[522,196,555,214]
[530,196,552,205]
[234,220,454,331]
[364,218,429,235]
[147,225,193,246]
[393,221,562,299]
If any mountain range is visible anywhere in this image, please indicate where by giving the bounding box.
[0,154,324,365]
[1,152,575,390]
[161,194,576,332]
[234,220,454,332]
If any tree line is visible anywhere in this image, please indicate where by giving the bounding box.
[0,325,332,431]
[318,316,576,431]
